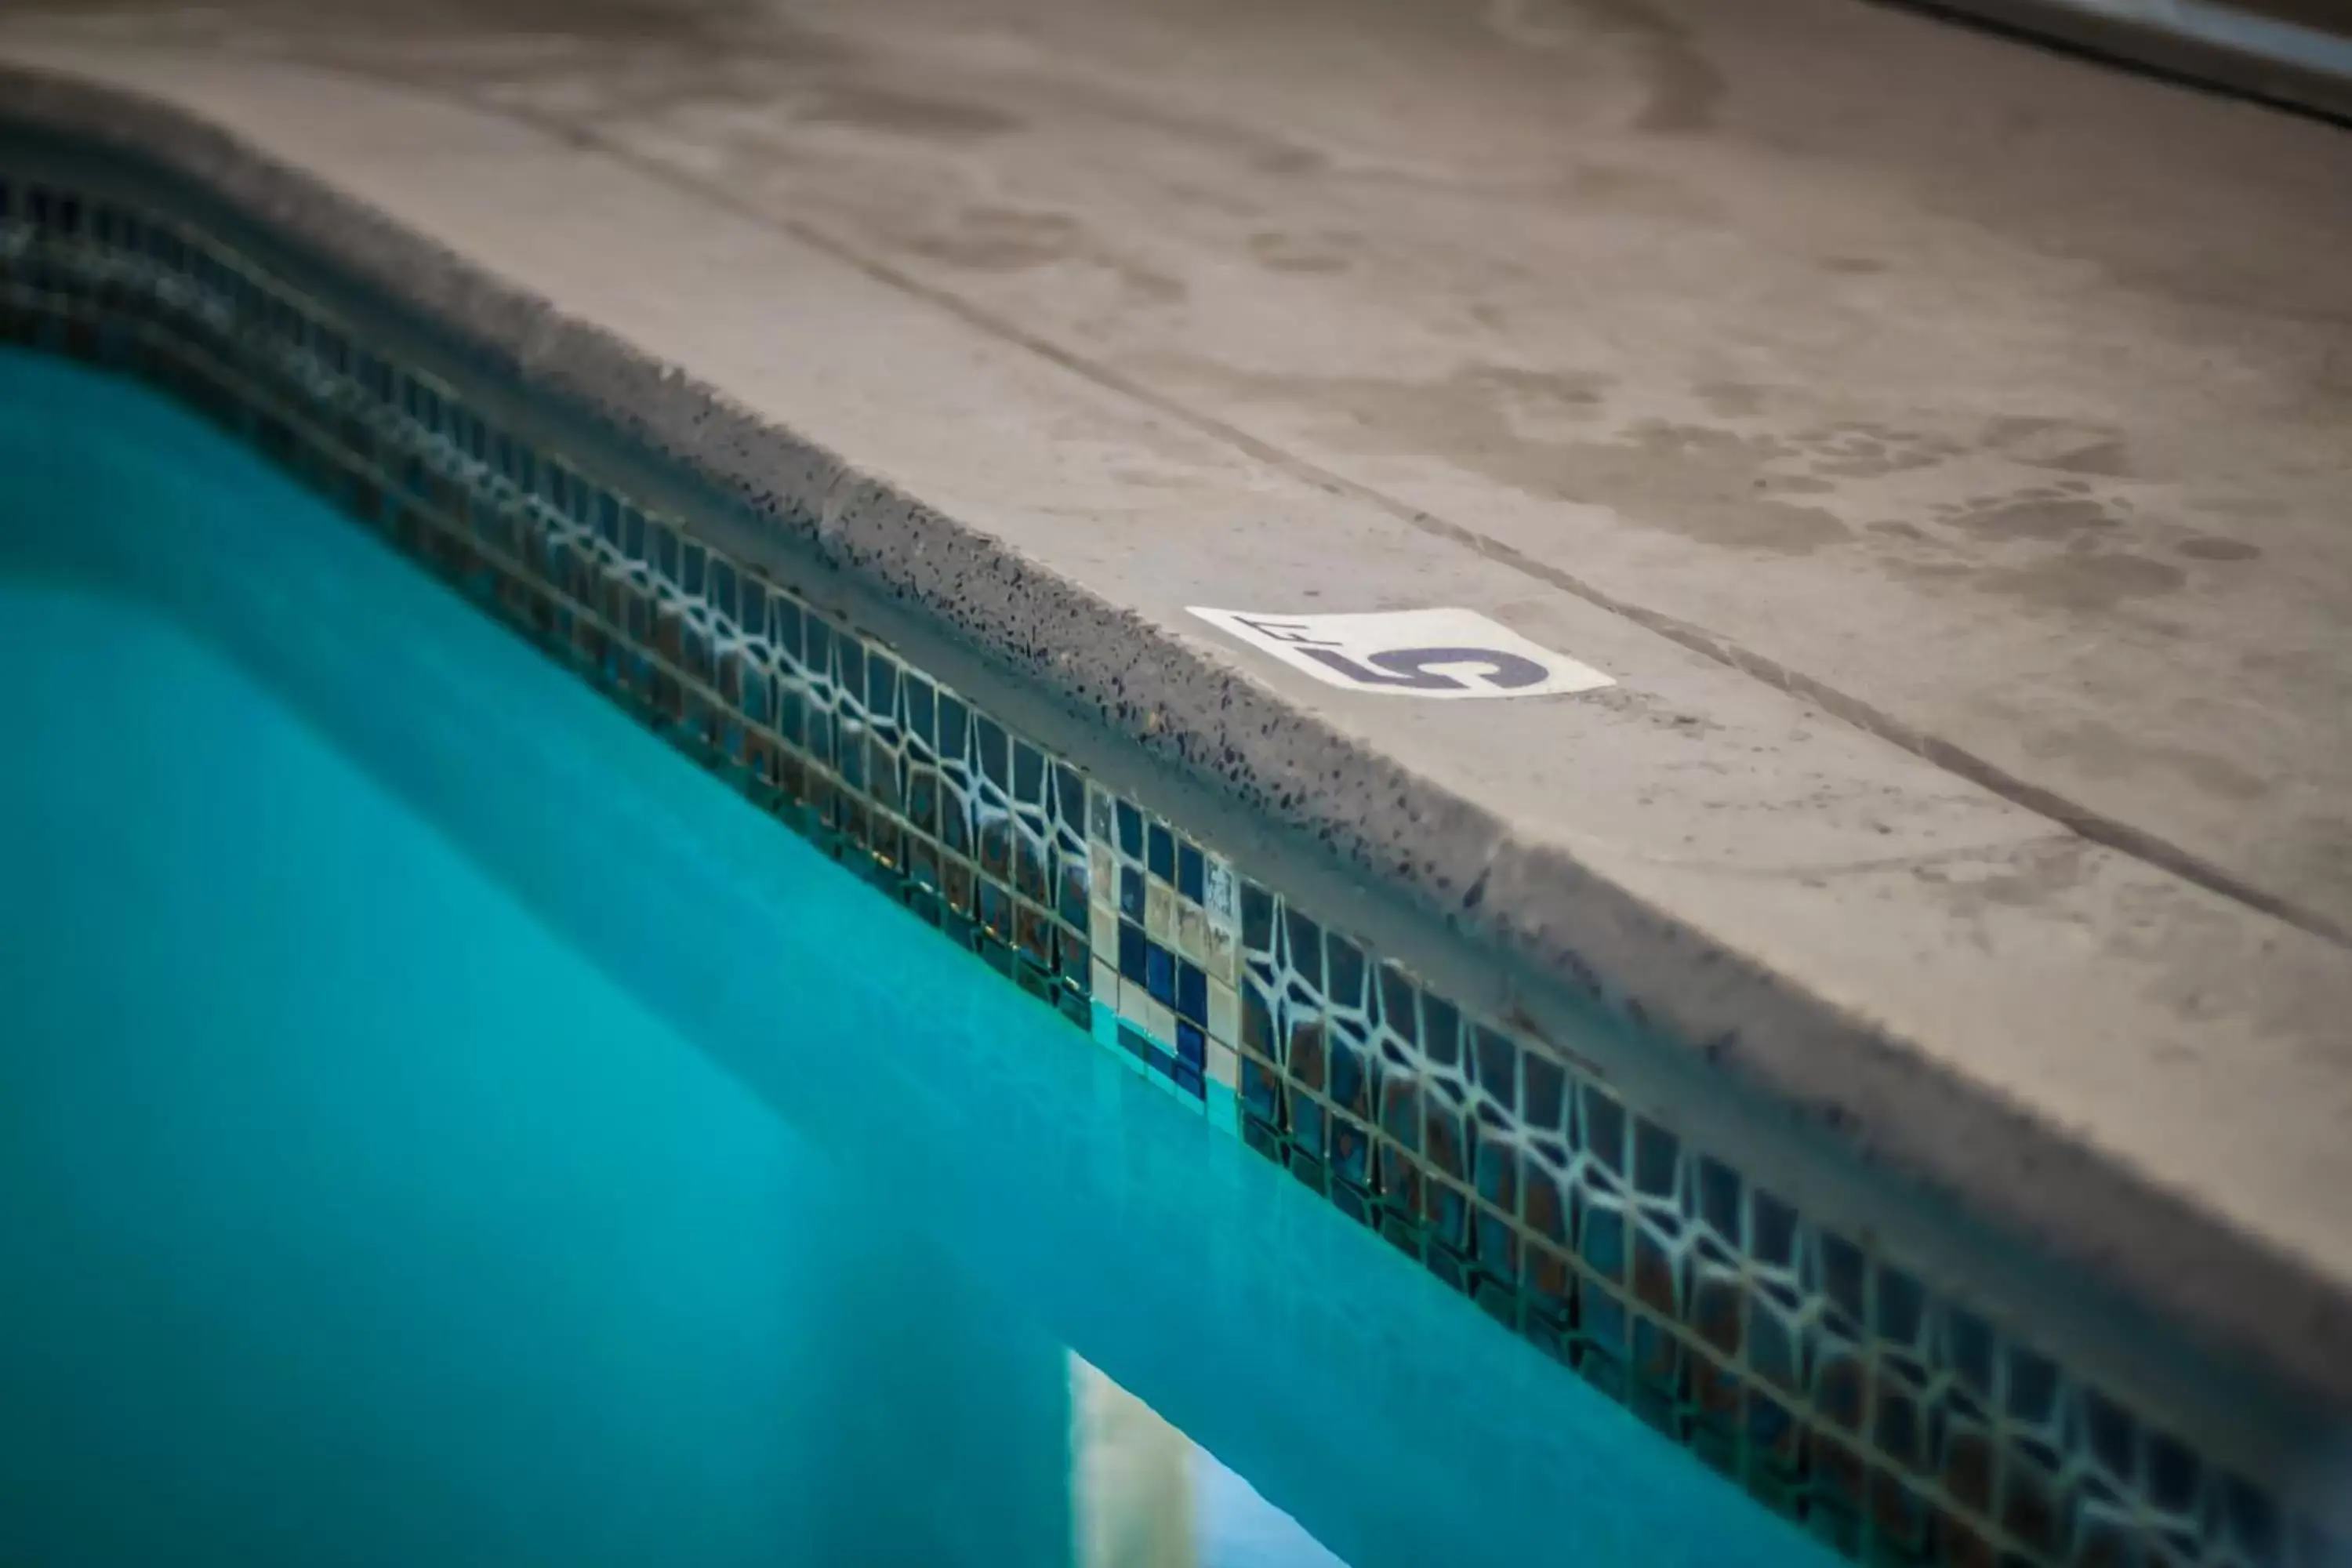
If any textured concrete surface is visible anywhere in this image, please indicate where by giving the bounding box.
[5,0,2351,1448]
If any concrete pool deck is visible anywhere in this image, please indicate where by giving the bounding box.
[4,0,2350,1463]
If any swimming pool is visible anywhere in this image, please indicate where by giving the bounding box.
[11,109,2349,1566]
[0,349,1832,1566]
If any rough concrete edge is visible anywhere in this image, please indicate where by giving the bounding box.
[7,59,2350,1432]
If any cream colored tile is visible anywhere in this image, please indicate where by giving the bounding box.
[1203,921,1237,985]
[1175,903,1207,966]
[1091,895,1120,958]
[1207,974,1240,1047]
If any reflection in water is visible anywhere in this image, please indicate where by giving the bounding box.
[1074,1359,1346,1568]
[1077,1359,1198,1568]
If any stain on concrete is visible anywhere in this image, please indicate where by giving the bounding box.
[1679,390,1973,481]
[1980,550,2187,612]
[1585,0,1722,135]
[1559,160,1725,221]
[1936,493,2122,543]
[902,206,1188,304]
[796,82,1022,140]
[2288,819,2352,913]
[2177,535,2263,562]
[1871,515,2191,614]
[1910,837,2096,916]
[1694,380,1767,419]
[905,206,1083,271]
[2206,495,2292,521]
[1250,144,1330,178]
[2022,717,2270,805]
[1483,0,1723,134]
[1152,358,1850,554]
[1982,416,2135,479]
[1788,422,1967,480]
[1247,230,1357,276]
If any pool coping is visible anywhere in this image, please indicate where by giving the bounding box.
[2,41,2349,1542]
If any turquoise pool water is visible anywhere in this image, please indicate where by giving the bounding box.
[0,349,1828,1568]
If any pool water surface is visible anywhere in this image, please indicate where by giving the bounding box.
[0,349,1828,1568]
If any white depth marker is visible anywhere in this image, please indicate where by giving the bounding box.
[1186,607,1613,700]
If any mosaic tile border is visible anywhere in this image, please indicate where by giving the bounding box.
[2,170,2343,1568]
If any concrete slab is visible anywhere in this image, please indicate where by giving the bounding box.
[5,0,2351,1446]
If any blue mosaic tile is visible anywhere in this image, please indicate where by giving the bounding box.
[7,172,2344,1568]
